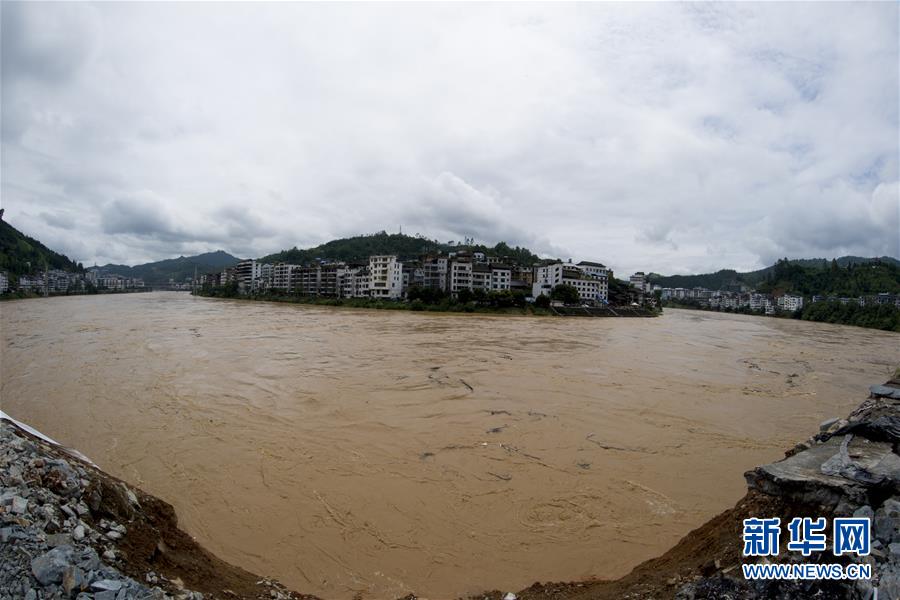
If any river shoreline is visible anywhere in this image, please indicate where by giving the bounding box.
[191,290,660,317]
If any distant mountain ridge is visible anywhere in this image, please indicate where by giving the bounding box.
[649,256,900,295]
[0,216,84,278]
[97,250,241,284]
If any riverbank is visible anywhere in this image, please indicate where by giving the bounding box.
[0,288,154,301]
[664,299,900,332]
[0,413,316,600]
[192,290,659,317]
[4,379,897,599]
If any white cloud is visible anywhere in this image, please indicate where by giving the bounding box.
[1,2,897,274]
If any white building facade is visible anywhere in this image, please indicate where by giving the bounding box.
[368,255,404,299]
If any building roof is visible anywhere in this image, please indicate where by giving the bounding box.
[576,261,606,268]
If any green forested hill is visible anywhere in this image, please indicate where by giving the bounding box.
[260,232,541,266]
[0,217,83,278]
[98,250,241,284]
[755,258,900,296]
[649,256,900,293]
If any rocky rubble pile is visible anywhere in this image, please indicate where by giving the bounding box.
[0,420,204,600]
[677,382,900,600]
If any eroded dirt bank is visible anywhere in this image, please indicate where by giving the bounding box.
[1,416,315,600]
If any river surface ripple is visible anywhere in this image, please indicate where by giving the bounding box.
[2,292,898,598]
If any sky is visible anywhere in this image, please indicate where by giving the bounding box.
[2,2,898,275]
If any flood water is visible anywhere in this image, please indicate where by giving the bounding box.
[2,292,897,598]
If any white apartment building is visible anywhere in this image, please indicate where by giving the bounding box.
[749,293,768,311]
[0,272,7,293]
[575,261,609,299]
[532,262,608,304]
[259,263,274,291]
[348,267,371,298]
[448,260,474,298]
[489,265,512,291]
[779,294,804,312]
[368,255,403,299]
[234,260,262,292]
[449,260,473,297]
[422,257,449,291]
[339,266,370,298]
[629,272,647,291]
[472,264,491,291]
[272,263,298,292]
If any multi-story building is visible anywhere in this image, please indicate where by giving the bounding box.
[403,264,424,290]
[368,255,404,299]
[576,261,606,279]
[449,260,473,297]
[259,263,274,291]
[629,272,647,291]
[317,264,343,297]
[532,261,608,304]
[272,263,298,292]
[575,261,608,299]
[749,293,769,312]
[234,260,261,292]
[778,294,804,312]
[489,265,512,291]
[0,271,8,293]
[471,264,492,291]
[422,257,449,292]
[290,266,320,296]
[343,266,371,298]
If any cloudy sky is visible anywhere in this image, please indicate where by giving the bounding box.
[2,2,898,274]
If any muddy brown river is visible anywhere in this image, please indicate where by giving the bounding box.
[1,292,897,598]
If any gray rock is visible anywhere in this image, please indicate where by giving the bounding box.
[74,524,86,540]
[874,510,899,544]
[879,563,900,600]
[819,417,840,432]
[62,565,86,595]
[24,590,36,600]
[30,545,74,585]
[46,533,72,547]
[91,579,124,592]
[746,436,869,506]
[94,591,117,600]
[10,496,28,514]
[889,542,900,557]
[853,505,875,520]
[73,548,101,573]
[882,498,900,517]
[819,434,900,486]
[869,384,900,400]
